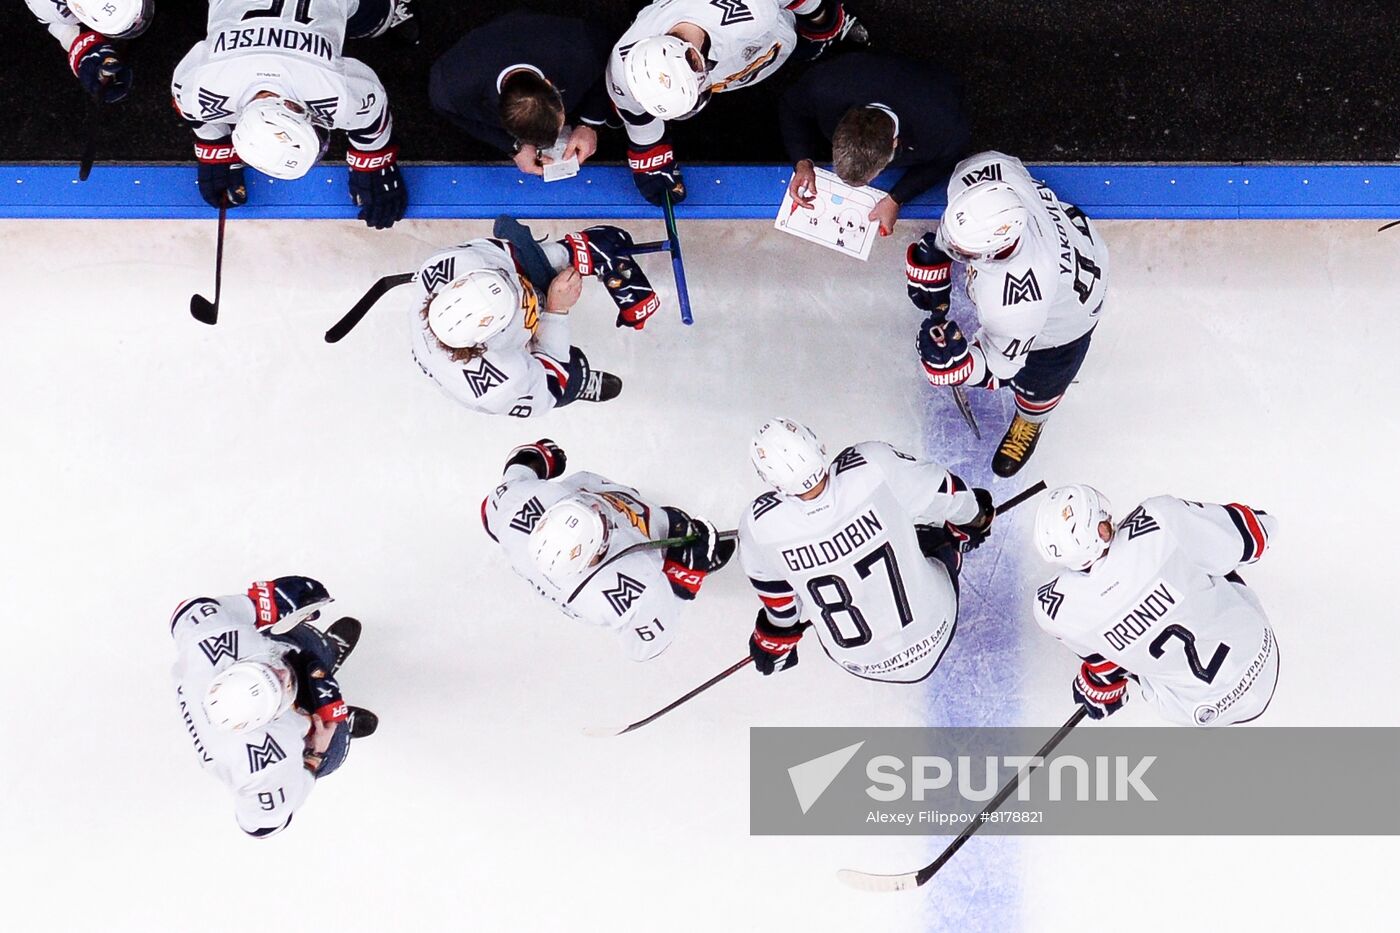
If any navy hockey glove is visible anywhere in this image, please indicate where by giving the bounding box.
[949,487,996,552]
[564,226,662,330]
[661,512,735,599]
[1073,657,1130,719]
[68,32,133,103]
[504,439,567,480]
[749,610,802,675]
[247,576,331,628]
[794,1,866,62]
[348,146,408,230]
[195,137,247,210]
[906,237,953,314]
[919,318,976,386]
[628,143,686,207]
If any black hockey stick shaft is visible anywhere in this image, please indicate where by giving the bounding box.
[913,707,1088,885]
[190,197,228,325]
[994,480,1047,516]
[78,76,111,182]
[566,529,738,604]
[663,191,694,325]
[324,272,416,343]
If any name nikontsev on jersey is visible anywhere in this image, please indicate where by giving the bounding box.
[213,28,334,62]
[782,510,884,572]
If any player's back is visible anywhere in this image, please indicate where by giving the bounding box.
[614,0,794,99]
[1036,497,1275,722]
[204,0,350,60]
[740,445,959,682]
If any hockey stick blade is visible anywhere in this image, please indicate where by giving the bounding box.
[190,295,218,326]
[190,198,228,326]
[325,272,415,343]
[950,385,981,439]
[836,869,921,893]
[581,724,629,738]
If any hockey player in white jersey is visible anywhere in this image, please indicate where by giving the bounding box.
[410,221,665,418]
[481,439,735,661]
[739,419,995,683]
[171,0,416,228]
[608,0,864,205]
[1032,485,1280,726]
[25,0,152,103]
[170,576,378,837]
[909,150,1110,476]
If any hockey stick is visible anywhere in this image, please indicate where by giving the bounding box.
[838,706,1089,892]
[190,197,228,325]
[1379,220,1400,232]
[324,272,416,343]
[949,385,981,439]
[566,528,738,604]
[662,190,694,325]
[78,75,112,182]
[993,479,1047,516]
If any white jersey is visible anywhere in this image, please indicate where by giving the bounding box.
[172,0,392,149]
[738,441,981,683]
[607,0,801,146]
[949,151,1110,380]
[26,0,82,51]
[1033,496,1280,726]
[408,238,574,419]
[482,466,689,661]
[170,594,314,836]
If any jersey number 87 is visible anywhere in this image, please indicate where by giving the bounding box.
[804,544,913,648]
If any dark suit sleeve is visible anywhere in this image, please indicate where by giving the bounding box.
[429,47,517,155]
[778,78,830,164]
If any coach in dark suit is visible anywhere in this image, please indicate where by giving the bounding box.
[779,52,971,235]
[429,11,616,176]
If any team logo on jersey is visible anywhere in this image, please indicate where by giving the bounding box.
[197,89,234,122]
[1002,269,1042,305]
[1194,705,1219,725]
[710,0,755,26]
[752,492,782,520]
[303,96,338,126]
[246,734,286,773]
[420,257,456,292]
[197,630,240,666]
[960,164,1003,186]
[509,497,546,534]
[832,447,867,475]
[1119,505,1160,540]
[1036,580,1065,620]
[462,357,508,398]
[602,573,647,617]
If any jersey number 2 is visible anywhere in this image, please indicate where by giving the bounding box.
[1149,624,1231,683]
[806,544,913,648]
[243,0,315,24]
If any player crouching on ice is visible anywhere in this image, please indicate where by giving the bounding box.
[482,440,735,660]
[909,151,1110,476]
[25,0,152,104]
[739,419,995,683]
[172,0,418,229]
[170,576,377,837]
[411,222,662,418]
[1032,486,1280,726]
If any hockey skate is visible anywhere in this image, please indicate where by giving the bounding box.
[577,371,623,403]
[992,414,1044,478]
[347,706,379,739]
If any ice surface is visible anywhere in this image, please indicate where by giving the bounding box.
[0,218,1395,932]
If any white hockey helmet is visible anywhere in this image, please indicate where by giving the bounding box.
[202,656,294,734]
[232,95,325,180]
[937,181,1030,261]
[624,35,704,118]
[1034,484,1114,571]
[68,0,154,38]
[427,269,519,349]
[528,495,612,582]
[751,418,829,497]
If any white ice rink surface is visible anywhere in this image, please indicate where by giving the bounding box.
[0,217,1395,932]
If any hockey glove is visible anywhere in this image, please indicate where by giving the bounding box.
[564,226,662,330]
[750,610,802,675]
[348,146,408,230]
[628,143,686,207]
[195,137,248,210]
[504,439,567,480]
[248,576,332,628]
[1073,657,1130,720]
[794,2,866,62]
[949,487,996,552]
[919,318,976,386]
[662,516,734,599]
[906,237,953,313]
[69,32,133,103]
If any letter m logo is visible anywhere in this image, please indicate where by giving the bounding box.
[1002,269,1042,305]
[198,630,240,666]
[246,734,287,773]
[710,0,755,26]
